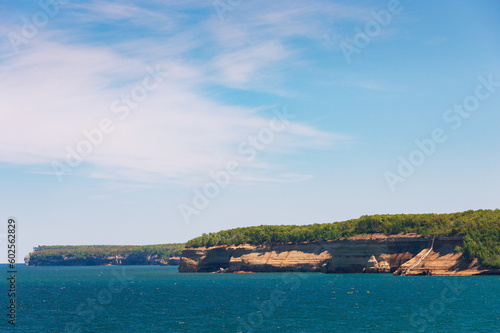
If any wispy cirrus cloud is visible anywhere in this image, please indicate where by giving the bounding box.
[210,40,289,87]
[0,0,365,185]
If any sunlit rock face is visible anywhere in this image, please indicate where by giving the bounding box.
[180,234,499,275]
[181,234,430,273]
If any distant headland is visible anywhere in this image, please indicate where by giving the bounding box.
[25,244,183,266]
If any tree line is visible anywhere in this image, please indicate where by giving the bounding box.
[29,244,185,261]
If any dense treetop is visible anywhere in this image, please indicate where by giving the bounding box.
[29,244,184,261]
[186,209,500,267]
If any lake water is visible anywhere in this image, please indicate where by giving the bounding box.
[1,265,499,332]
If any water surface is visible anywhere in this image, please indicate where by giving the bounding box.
[1,265,499,332]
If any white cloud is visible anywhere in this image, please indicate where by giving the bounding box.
[62,0,177,31]
[211,40,288,86]
[0,0,363,185]
[235,173,314,184]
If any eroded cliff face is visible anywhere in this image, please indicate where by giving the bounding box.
[179,234,494,275]
[393,236,500,276]
[180,234,425,273]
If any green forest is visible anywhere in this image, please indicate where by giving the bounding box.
[185,209,500,268]
[29,244,185,262]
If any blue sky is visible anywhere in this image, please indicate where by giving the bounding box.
[1,0,499,262]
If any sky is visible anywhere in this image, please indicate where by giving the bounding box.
[0,0,499,263]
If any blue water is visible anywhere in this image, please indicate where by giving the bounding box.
[1,265,499,332]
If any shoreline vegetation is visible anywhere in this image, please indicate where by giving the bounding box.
[25,209,500,270]
[25,244,184,266]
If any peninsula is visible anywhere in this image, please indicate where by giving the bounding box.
[180,209,500,275]
[25,244,183,266]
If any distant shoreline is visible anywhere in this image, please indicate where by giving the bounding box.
[24,244,183,267]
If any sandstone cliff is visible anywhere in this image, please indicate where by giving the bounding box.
[393,236,500,276]
[179,234,497,275]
